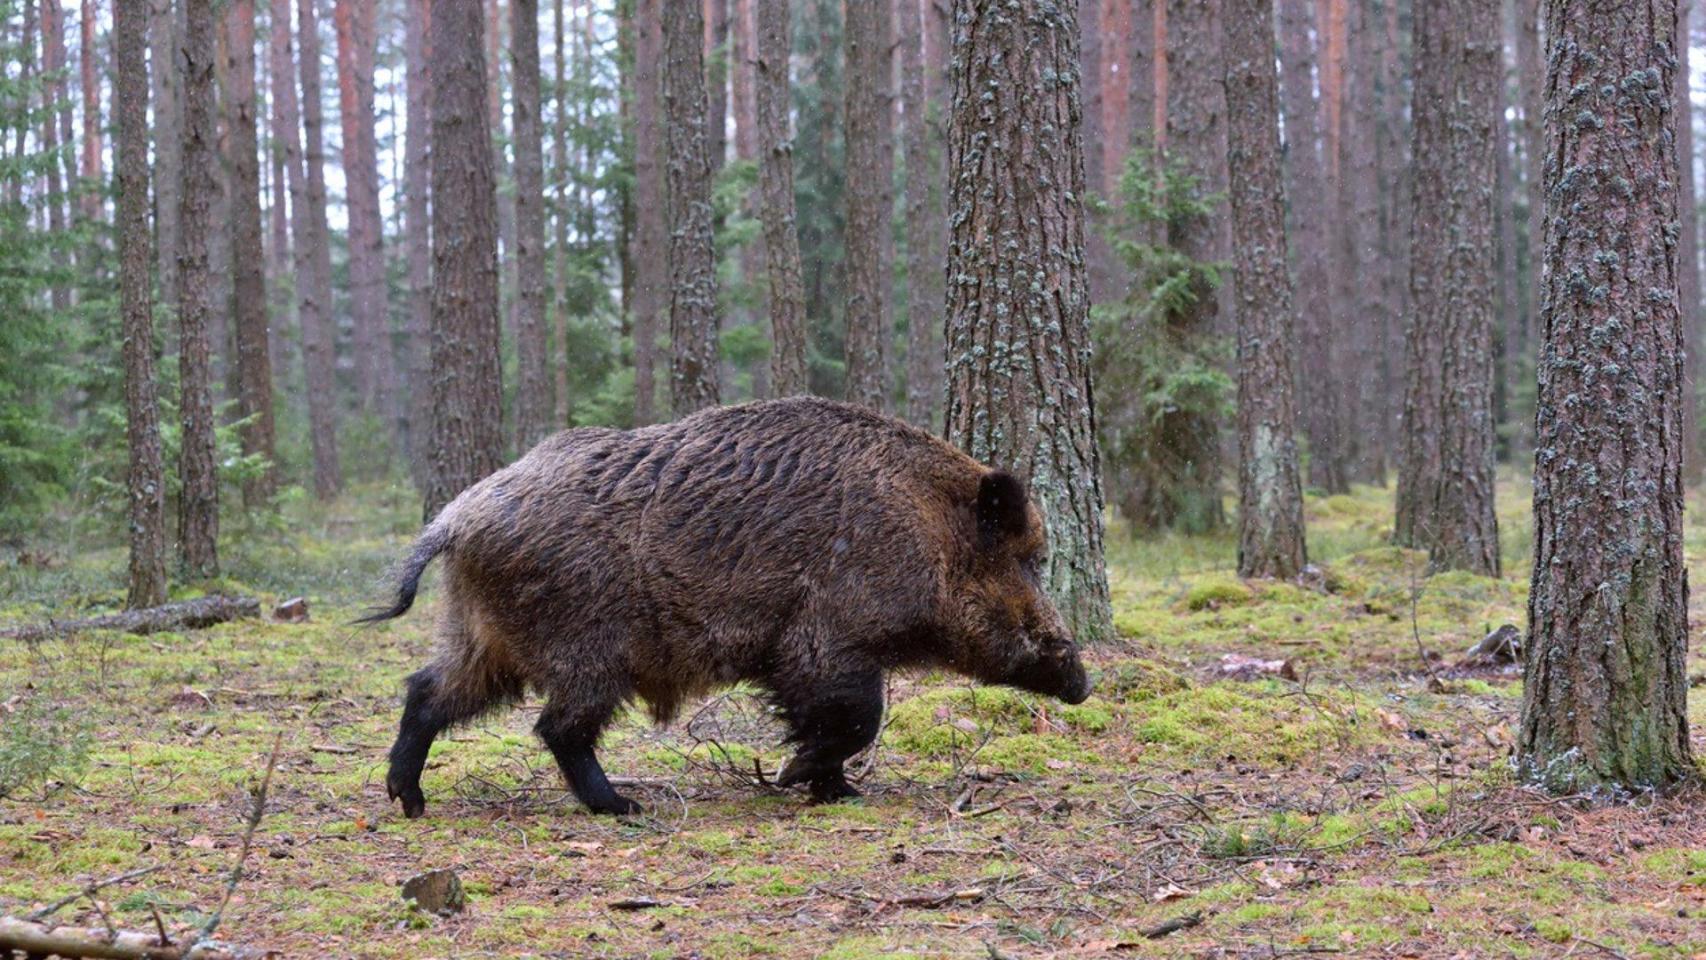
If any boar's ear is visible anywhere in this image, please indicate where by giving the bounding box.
[976,471,1030,548]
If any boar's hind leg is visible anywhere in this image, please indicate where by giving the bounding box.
[536,696,639,816]
[775,670,884,803]
[387,668,487,819]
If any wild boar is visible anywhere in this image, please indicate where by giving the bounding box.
[360,396,1091,817]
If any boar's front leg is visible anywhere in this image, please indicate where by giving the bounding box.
[774,669,884,803]
[536,695,639,816]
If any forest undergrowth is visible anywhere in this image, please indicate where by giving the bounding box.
[1,475,1703,958]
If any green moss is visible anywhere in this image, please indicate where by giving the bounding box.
[884,685,1111,760]
[1092,658,1191,701]
[980,733,1090,773]
[1128,682,1379,765]
[817,936,923,960]
[1533,917,1573,944]
[1184,577,1254,611]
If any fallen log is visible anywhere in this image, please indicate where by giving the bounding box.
[0,917,276,959]
[0,596,261,642]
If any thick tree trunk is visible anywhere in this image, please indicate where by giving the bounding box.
[630,0,665,424]
[1224,0,1306,580]
[900,0,943,429]
[1513,0,1543,457]
[1677,0,1701,481]
[178,0,222,579]
[150,0,184,308]
[755,0,808,398]
[426,0,505,519]
[1397,0,1501,578]
[225,0,279,507]
[404,0,433,487]
[944,0,1112,644]
[662,1,722,416]
[843,0,894,411]
[116,0,169,609]
[511,0,550,450]
[334,0,395,429]
[1376,0,1410,458]
[1159,0,1228,528]
[554,0,572,427]
[1518,0,1697,792]
[1341,4,1384,484]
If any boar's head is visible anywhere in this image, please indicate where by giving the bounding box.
[952,471,1092,705]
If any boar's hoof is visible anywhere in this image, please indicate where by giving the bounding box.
[777,761,861,804]
[586,793,642,816]
[807,778,861,805]
[387,779,427,819]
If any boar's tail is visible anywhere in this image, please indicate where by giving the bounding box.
[353,524,451,625]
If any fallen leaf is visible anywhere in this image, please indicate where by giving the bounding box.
[1151,882,1195,903]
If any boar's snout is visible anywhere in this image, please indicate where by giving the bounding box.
[1060,653,1092,704]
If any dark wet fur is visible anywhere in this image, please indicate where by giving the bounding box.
[365,397,1091,817]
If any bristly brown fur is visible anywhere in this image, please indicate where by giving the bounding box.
[373,396,1090,817]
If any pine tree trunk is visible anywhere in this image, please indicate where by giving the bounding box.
[1397,0,1501,577]
[78,0,102,225]
[41,0,70,312]
[225,0,278,508]
[755,0,808,398]
[553,0,571,427]
[1160,0,1228,528]
[1341,5,1384,483]
[178,0,222,579]
[662,1,722,416]
[1514,0,1543,458]
[1224,0,1306,581]
[14,0,35,211]
[265,0,294,387]
[1677,0,1701,482]
[1276,0,1337,494]
[1518,0,1697,792]
[630,0,665,424]
[704,0,728,173]
[334,0,394,429]
[900,0,942,430]
[511,0,550,450]
[150,0,183,308]
[298,0,342,499]
[843,0,894,411]
[426,0,505,519]
[945,0,1112,644]
[116,0,169,608]
[1376,0,1410,459]
[404,0,433,488]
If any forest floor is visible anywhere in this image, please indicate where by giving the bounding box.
[1,476,1704,959]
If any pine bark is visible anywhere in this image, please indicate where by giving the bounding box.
[78,0,102,224]
[298,0,342,499]
[1518,0,1697,792]
[265,0,293,384]
[554,0,572,427]
[843,0,894,411]
[1397,0,1502,578]
[426,0,505,519]
[1160,0,1228,528]
[944,0,1112,644]
[1340,4,1384,483]
[225,0,279,507]
[178,0,222,579]
[511,0,551,449]
[704,0,728,172]
[41,0,69,311]
[630,0,665,423]
[1224,0,1306,580]
[755,0,808,397]
[662,1,722,416]
[1677,0,1701,481]
[900,0,942,429]
[404,0,433,486]
[116,0,169,608]
[334,0,394,425]
[1276,0,1343,494]
[1514,0,1543,457]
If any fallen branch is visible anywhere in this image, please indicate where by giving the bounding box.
[2,596,261,642]
[0,917,276,959]
[27,866,162,922]
[1141,911,1203,939]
